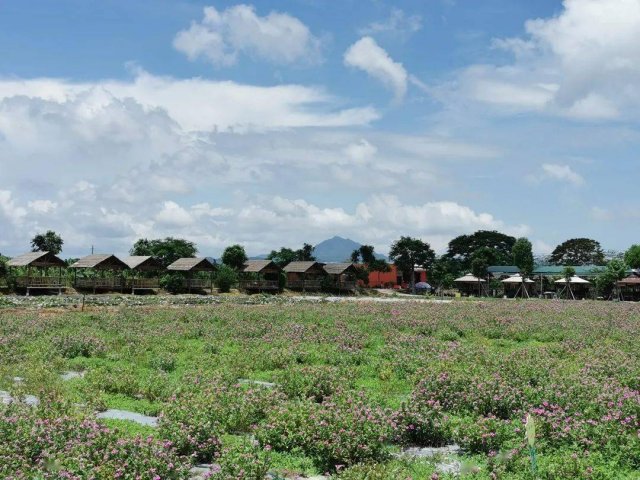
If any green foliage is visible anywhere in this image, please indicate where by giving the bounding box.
[209,441,272,480]
[30,230,64,254]
[130,237,197,268]
[470,247,494,280]
[389,236,435,291]
[562,265,576,280]
[429,256,461,289]
[215,264,238,293]
[512,238,534,276]
[222,244,248,271]
[268,243,316,268]
[160,272,185,293]
[624,244,640,269]
[446,230,516,269]
[595,259,628,298]
[549,238,605,266]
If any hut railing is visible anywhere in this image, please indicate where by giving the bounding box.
[287,279,324,290]
[75,277,124,289]
[16,276,66,288]
[183,278,211,289]
[129,278,160,289]
[240,279,279,290]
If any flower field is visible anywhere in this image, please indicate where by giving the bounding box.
[0,299,639,479]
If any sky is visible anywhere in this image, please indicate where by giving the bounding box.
[0,0,639,258]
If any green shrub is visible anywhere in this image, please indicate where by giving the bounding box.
[160,273,185,293]
[209,441,272,480]
[215,265,237,293]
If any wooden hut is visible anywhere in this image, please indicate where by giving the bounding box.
[554,276,592,300]
[501,274,535,298]
[7,251,66,295]
[616,275,640,301]
[323,263,358,293]
[122,256,164,293]
[240,260,281,292]
[283,261,327,291]
[70,254,129,293]
[166,257,216,293]
[454,273,486,296]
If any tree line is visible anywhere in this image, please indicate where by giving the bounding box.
[2,229,640,297]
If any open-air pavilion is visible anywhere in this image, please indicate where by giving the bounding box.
[454,273,486,296]
[283,261,327,292]
[555,276,592,300]
[166,257,216,293]
[122,256,164,293]
[7,251,67,295]
[70,254,129,293]
[240,260,281,293]
[616,275,640,301]
[323,263,358,293]
[501,273,535,298]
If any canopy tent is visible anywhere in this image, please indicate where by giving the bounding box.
[501,274,534,298]
[554,275,591,300]
[454,273,485,296]
[501,274,534,284]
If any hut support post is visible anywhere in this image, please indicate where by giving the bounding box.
[58,266,62,295]
[210,271,214,294]
[26,265,31,296]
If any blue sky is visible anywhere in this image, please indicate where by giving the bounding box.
[0,0,638,257]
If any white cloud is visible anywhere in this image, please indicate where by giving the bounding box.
[344,37,408,101]
[541,163,585,186]
[28,200,57,214]
[443,0,640,120]
[343,139,377,164]
[359,8,422,38]
[173,4,322,66]
[155,201,194,227]
[590,206,612,221]
[0,190,27,225]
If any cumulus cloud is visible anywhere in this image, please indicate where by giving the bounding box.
[442,0,640,120]
[359,8,422,39]
[344,37,408,101]
[541,163,585,186]
[173,4,322,66]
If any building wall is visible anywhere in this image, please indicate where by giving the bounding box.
[363,264,426,289]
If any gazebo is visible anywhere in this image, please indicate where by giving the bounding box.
[554,276,592,300]
[616,276,640,301]
[454,273,486,296]
[501,274,535,298]
[70,254,129,293]
[7,251,67,295]
[166,257,216,293]
[283,261,327,292]
[122,256,164,293]
[323,263,358,293]
[240,260,281,293]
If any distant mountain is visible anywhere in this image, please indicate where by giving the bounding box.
[250,236,386,263]
[313,236,386,263]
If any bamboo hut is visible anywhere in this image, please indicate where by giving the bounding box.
[616,275,640,301]
[122,256,164,293]
[240,260,281,293]
[166,257,216,293]
[454,273,486,296]
[70,254,129,293]
[7,251,66,295]
[283,261,327,292]
[323,263,358,293]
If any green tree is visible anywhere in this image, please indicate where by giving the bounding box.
[350,249,360,263]
[429,256,461,290]
[30,230,64,254]
[130,237,197,268]
[624,245,640,269]
[512,238,534,276]
[267,247,298,268]
[389,236,435,293]
[297,243,316,261]
[0,253,8,278]
[549,238,605,266]
[221,244,248,271]
[595,259,628,298]
[215,264,238,293]
[446,230,516,269]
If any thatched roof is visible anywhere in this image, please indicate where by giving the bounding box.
[501,274,534,284]
[70,254,128,270]
[454,273,485,283]
[167,257,216,272]
[283,261,326,273]
[555,276,591,284]
[7,251,66,268]
[616,276,640,286]
[122,256,164,271]
[323,263,357,275]
[243,260,280,273]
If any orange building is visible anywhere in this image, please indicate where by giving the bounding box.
[363,264,427,289]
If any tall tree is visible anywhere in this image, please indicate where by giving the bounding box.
[267,247,298,268]
[446,230,516,269]
[549,238,605,266]
[624,244,640,269]
[350,249,360,263]
[429,256,461,290]
[512,238,535,276]
[130,237,197,268]
[221,244,248,271]
[595,259,628,299]
[389,236,435,293]
[297,243,316,261]
[30,230,64,254]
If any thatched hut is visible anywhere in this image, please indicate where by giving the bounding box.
[454,273,486,296]
[554,276,592,300]
[70,254,129,293]
[240,260,281,292]
[166,257,216,293]
[7,251,66,295]
[616,275,640,301]
[323,263,358,293]
[283,261,327,291]
[122,256,164,293]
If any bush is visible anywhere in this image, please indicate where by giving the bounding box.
[51,334,106,358]
[160,273,185,294]
[215,265,237,293]
[209,441,272,480]
[276,365,351,402]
